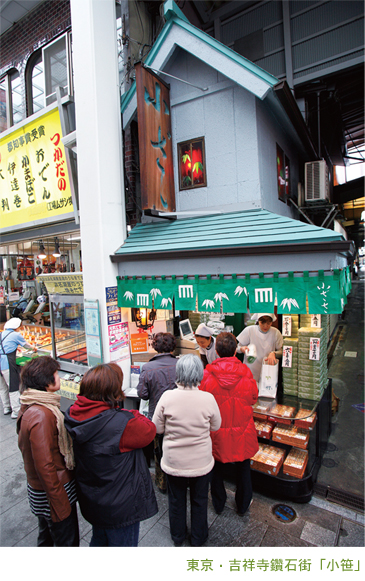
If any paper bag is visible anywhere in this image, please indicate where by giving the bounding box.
[258,359,279,398]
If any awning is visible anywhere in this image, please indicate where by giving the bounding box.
[110,209,353,266]
[112,209,354,315]
[117,268,352,315]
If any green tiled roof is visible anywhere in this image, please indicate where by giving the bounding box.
[114,209,344,256]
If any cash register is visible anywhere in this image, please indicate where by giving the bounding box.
[175,319,200,354]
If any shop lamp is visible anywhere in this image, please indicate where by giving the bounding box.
[38,241,47,260]
[52,237,61,258]
[133,307,157,331]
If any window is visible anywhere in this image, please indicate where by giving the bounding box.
[178,137,207,190]
[276,143,290,202]
[42,33,72,106]
[27,51,45,116]
[0,69,23,132]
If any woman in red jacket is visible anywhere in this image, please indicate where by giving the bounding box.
[199,332,258,516]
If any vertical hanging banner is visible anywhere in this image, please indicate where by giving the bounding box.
[249,273,276,313]
[0,107,74,229]
[135,62,175,213]
[276,273,307,315]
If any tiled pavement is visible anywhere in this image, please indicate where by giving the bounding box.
[0,403,363,548]
[0,277,364,550]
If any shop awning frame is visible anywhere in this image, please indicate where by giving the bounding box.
[111,209,354,264]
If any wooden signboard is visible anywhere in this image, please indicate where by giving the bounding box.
[135,62,176,213]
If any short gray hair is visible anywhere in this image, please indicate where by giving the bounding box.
[176,354,204,388]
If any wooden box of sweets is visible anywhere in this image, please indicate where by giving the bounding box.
[272,424,309,449]
[294,409,317,430]
[267,404,296,425]
[250,443,286,475]
[283,448,309,479]
[254,420,274,440]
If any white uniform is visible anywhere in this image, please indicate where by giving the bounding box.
[198,336,219,365]
[236,325,283,382]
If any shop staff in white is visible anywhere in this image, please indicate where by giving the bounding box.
[194,324,219,368]
[236,314,283,382]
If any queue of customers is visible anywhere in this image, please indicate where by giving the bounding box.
[15,330,260,547]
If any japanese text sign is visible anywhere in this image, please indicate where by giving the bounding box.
[0,107,73,229]
[37,273,83,295]
[135,63,175,213]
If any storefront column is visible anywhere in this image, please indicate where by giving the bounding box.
[70,0,127,363]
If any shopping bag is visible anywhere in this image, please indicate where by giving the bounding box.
[258,359,279,398]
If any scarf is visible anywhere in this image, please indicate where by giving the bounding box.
[20,389,75,470]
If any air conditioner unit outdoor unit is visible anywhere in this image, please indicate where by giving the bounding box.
[305,160,329,202]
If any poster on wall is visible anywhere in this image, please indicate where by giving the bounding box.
[108,322,130,362]
[84,299,103,367]
[106,286,131,365]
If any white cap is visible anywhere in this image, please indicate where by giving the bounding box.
[4,318,22,330]
[251,313,277,323]
[195,323,213,337]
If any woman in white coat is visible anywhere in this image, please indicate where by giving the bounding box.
[152,354,221,547]
[236,313,283,383]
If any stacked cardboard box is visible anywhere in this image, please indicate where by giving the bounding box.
[283,448,308,479]
[250,443,286,475]
[300,313,330,344]
[298,327,328,400]
[282,337,299,396]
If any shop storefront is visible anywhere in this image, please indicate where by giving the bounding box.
[110,208,354,502]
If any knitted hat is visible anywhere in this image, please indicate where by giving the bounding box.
[251,313,277,323]
[4,318,22,330]
[195,323,213,337]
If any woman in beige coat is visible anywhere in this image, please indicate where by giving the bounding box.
[152,354,221,547]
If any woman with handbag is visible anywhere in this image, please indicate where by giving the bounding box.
[152,354,221,546]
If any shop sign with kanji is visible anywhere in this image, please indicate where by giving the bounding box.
[0,107,74,229]
[37,274,83,295]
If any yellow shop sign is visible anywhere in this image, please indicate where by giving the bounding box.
[0,107,74,229]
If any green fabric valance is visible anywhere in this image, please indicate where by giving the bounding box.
[117,266,351,315]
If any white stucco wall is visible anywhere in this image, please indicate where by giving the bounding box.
[256,98,301,219]
[163,49,304,218]
[165,51,262,214]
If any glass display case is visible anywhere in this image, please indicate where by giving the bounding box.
[249,380,332,502]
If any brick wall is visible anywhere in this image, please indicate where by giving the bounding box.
[0,0,71,72]
[0,0,71,120]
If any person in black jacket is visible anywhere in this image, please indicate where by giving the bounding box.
[64,363,157,547]
[137,332,178,493]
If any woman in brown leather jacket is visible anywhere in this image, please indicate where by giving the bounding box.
[17,356,79,546]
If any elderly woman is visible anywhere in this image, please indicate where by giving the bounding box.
[64,363,157,547]
[152,354,221,547]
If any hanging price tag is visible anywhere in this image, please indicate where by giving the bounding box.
[309,338,321,360]
[282,316,292,336]
[282,346,293,367]
[311,315,321,328]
